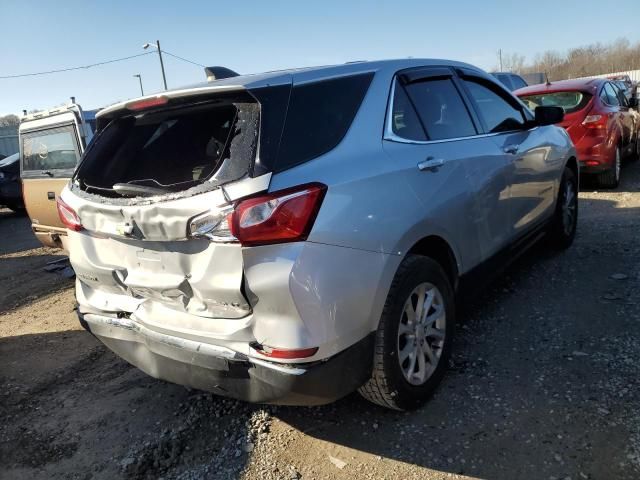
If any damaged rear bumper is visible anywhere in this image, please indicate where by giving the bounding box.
[78,311,374,406]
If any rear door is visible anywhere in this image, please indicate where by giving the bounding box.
[459,72,557,236]
[601,82,630,147]
[20,123,82,241]
[610,82,638,153]
[383,68,512,266]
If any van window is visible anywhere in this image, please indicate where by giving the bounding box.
[275,72,374,171]
[22,125,80,171]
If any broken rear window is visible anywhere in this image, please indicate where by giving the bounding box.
[75,95,259,198]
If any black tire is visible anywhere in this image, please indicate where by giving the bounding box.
[548,167,578,250]
[358,255,455,411]
[596,146,621,188]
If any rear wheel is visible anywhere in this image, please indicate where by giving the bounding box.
[548,167,578,249]
[358,255,455,411]
[596,146,621,189]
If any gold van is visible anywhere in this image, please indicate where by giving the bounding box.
[19,100,96,248]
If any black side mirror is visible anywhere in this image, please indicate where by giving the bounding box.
[535,106,564,126]
[629,97,639,109]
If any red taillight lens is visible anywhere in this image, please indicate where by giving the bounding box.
[252,344,319,360]
[229,183,327,246]
[56,198,82,231]
[125,96,169,111]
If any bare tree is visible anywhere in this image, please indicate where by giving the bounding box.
[518,37,640,80]
[0,114,20,127]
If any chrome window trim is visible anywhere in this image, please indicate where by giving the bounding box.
[383,75,538,146]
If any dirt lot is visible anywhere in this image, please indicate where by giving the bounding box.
[2,162,640,480]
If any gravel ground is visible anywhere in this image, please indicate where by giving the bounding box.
[1,160,640,480]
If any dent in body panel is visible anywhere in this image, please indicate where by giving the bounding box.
[67,229,249,320]
[243,242,396,357]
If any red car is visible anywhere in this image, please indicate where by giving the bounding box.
[516,78,640,188]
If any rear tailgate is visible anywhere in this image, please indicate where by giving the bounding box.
[62,89,267,321]
[63,185,253,320]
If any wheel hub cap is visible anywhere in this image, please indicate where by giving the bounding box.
[397,283,446,386]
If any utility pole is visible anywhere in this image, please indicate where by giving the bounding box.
[499,49,503,71]
[156,40,167,90]
[143,40,168,90]
[133,74,144,96]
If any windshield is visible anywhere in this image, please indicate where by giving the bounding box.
[22,125,80,171]
[519,91,592,114]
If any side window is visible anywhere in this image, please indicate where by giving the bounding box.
[463,79,526,133]
[496,74,513,90]
[276,72,374,171]
[391,79,427,141]
[403,78,477,140]
[611,83,629,107]
[511,76,527,90]
[603,83,620,106]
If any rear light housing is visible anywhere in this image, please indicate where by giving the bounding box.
[56,198,82,231]
[582,114,605,128]
[229,183,327,246]
[251,343,319,360]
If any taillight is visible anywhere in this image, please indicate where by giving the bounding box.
[56,198,82,231]
[582,114,605,128]
[251,343,319,360]
[229,183,327,247]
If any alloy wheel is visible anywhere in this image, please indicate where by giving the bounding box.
[397,283,446,386]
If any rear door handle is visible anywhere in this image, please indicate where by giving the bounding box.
[503,144,520,155]
[417,158,445,172]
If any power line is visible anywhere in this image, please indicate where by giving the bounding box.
[0,52,155,79]
[161,50,205,68]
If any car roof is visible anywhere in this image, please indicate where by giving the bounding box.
[97,59,484,119]
[514,78,604,96]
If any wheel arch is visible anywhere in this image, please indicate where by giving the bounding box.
[406,235,459,290]
[565,155,578,178]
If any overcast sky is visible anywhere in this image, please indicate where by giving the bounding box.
[2,0,639,115]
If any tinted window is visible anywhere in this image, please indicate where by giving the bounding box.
[603,83,620,106]
[391,79,427,141]
[610,83,629,107]
[495,74,513,90]
[511,76,528,90]
[276,72,374,171]
[22,125,80,171]
[464,80,526,133]
[404,78,477,140]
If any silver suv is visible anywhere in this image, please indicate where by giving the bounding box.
[59,59,577,410]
